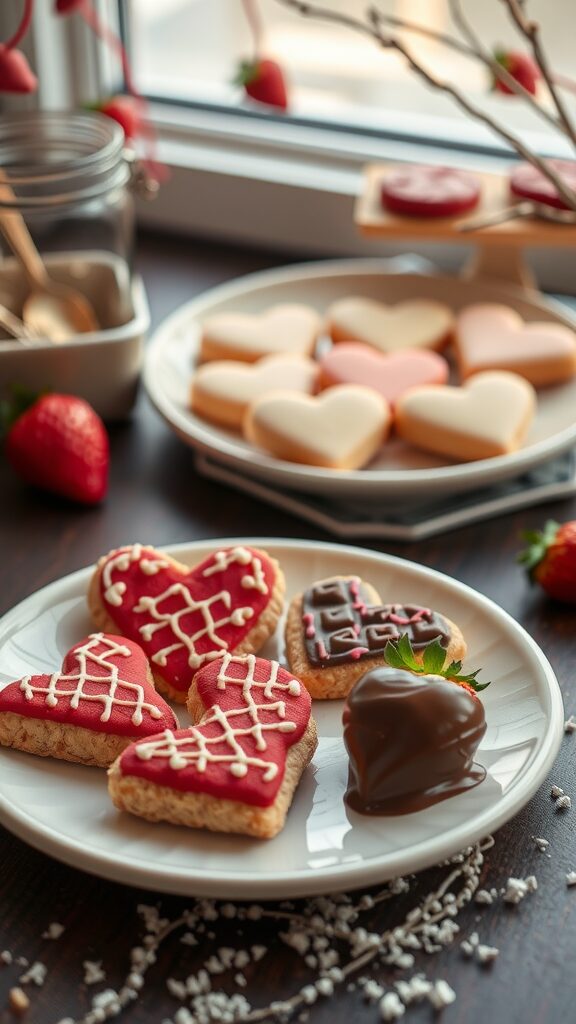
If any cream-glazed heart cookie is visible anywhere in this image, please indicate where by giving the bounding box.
[317,343,449,411]
[199,304,322,364]
[244,385,391,470]
[326,297,454,353]
[456,304,576,387]
[190,354,319,430]
[395,371,536,462]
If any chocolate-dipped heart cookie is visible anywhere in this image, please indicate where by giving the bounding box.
[284,576,466,699]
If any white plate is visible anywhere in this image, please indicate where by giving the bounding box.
[143,258,576,503]
[0,539,563,899]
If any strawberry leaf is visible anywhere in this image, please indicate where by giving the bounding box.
[518,520,560,577]
[383,634,491,693]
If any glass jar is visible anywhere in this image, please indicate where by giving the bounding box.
[0,110,135,268]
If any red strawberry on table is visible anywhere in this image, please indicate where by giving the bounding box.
[236,58,289,111]
[492,49,540,95]
[5,393,109,505]
[519,520,576,603]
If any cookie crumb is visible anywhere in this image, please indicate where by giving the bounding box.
[1,951,13,965]
[551,785,564,798]
[532,836,549,852]
[564,716,576,733]
[428,979,456,1009]
[8,987,29,1015]
[19,962,47,987]
[83,960,106,985]
[556,795,571,810]
[566,871,576,886]
[502,876,537,904]
[476,944,499,965]
[379,991,405,1020]
[42,923,65,940]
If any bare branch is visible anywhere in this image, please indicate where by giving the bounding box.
[273,0,576,210]
[503,0,576,148]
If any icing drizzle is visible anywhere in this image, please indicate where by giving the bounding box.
[8,633,175,732]
[98,545,275,688]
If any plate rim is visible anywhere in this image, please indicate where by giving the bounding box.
[0,537,565,899]
[142,258,576,498]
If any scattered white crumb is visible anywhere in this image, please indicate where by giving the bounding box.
[15,957,28,968]
[428,979,456,1010]
[42,922,65,940]
[476,944,499,965]
[556,795,571,810]
[19,961,47,987]
[363,979,384,1002]
[551,785,564,798]
[474,889,494,905]
[251,945,267,962]
[1,950,13,965]
[564,716,576,733]
[83,960,106,985]
[532,837,550,852]
[379,991,406,1020]
[9,987,30,1014]
[566,872,576,886]
[234,973,247,988]
[502,876,538,904]
[179,933,197,946]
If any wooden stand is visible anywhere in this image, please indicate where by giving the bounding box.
[355,165,576,294]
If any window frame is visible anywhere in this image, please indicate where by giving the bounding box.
[1,1,574,293]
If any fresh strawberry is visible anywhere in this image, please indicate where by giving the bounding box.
[492,49,540,95]
[5,394,109,505]
[235,58,289,111]
[519,520,576,603]
[98,95,141,140]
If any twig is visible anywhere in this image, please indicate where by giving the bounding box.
[274,0,576,210]
[503,0,576,149]
[242,0,265,60]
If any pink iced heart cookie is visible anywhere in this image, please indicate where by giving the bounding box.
[190,353,319,430]
[0,633,178,767]
[199,304,322,364]
[456,304,576,387]
[244,384,391,469]
[89,544,285,703]
[326,297,454,353]
[381,165,481,218]
[108,653,318,838]
[509,159,576,211]
[395,370,536,462]
[317,343,449,410]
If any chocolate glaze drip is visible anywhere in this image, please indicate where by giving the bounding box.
[343,667,486,816]
[302,579,451,667]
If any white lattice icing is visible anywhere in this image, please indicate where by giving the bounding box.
[19,634,164,726]
[101,545,268,671]
[135,654,301,781]
[202,546,269,595]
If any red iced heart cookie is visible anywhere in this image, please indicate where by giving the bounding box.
[381,165,481,218]
[317,343,449,411]
[108,653,317,838]
[456,304,576,387]
[0,633,178,767]
[89,544,285,703]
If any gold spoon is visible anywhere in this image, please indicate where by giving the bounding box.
[0,176,99,342]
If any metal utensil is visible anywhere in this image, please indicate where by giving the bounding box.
[0,174,100,342]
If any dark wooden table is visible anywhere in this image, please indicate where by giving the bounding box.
[1,232,575,1024]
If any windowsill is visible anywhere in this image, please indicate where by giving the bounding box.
[137,101,576,294]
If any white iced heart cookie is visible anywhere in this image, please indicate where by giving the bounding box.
[327,297,454,353]
[456,304,576,387]
[244,385,391,470]
[190,354,319,430]
[395,371,536,462]
[200,304,322,363]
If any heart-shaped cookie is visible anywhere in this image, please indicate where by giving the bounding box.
[285,576,466,699]
[244,385,391,469]
[191,354,319,430]
[326,297,454,353]
[199,304,322,364]
[456,304,576,387]
[395,370,536,461]
[381,164,481,218]
[0,633,178,767]
[108,653,317,838]
[89,544,285,703]
[317,343,449,410]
